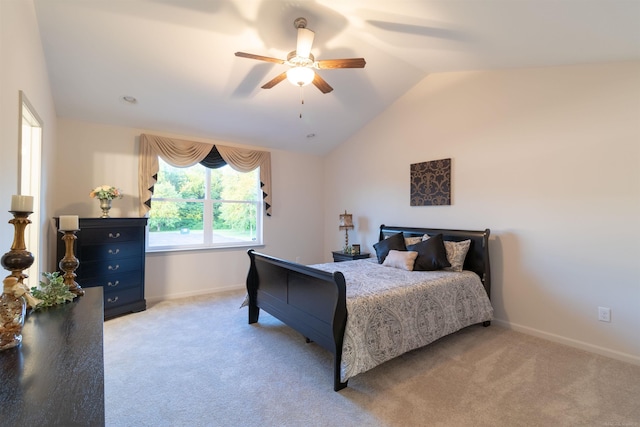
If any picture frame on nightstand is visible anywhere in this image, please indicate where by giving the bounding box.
[351,244,360,255]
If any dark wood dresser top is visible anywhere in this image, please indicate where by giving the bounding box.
[0,286,105,426]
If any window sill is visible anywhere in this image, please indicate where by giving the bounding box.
[146,243,265,254]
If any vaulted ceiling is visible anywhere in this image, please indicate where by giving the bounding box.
[34,0,640,155]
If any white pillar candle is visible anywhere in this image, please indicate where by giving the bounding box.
[59,215,79,231]
[10,195,34,212]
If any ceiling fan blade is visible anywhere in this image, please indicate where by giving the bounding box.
[315,58,366,69]
[296,27,315,59]
[235,52,285,65]
[312,73,333,94]
[261,71,288,89]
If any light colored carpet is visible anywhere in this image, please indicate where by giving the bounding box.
[104,290,640,427]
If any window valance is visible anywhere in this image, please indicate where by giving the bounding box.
[138,133,272,216]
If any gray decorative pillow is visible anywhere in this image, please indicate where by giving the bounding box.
[404,235,424,246]
[444,240,471,272]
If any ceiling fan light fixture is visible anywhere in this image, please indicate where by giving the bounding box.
[286,66,314,87]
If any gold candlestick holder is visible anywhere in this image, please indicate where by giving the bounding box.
[1,211,35,286]
[59,230,84,296]
[1,211,34,350]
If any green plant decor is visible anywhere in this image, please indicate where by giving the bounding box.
[30,272,76,309]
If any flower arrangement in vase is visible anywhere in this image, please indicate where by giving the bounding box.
[89,185,123,218]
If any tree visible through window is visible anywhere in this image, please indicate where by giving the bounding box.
[147,159,262,250]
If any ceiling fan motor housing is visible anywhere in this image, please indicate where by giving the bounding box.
[287,51,314,67]
[294,17,307,29]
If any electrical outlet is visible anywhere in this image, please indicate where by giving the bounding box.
[598,306,611,322]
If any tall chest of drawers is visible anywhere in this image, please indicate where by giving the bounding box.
[56,217,147,319]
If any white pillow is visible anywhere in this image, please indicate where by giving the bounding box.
[382,250,418,271]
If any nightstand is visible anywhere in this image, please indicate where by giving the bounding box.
[332,251,371,262]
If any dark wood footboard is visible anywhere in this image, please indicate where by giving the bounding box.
[246,250,349,391]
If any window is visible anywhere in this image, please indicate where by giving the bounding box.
[147,159,262,251]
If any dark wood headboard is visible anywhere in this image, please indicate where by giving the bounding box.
[378,225,491,299]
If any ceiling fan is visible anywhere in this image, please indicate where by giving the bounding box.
[235,17,366,94]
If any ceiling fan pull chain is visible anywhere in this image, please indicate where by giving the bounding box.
[299,86,304,118]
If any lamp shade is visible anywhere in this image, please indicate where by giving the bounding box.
[339,210,354,230]
[286,66,314,87]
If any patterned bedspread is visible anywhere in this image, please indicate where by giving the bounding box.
[310,259,493,382]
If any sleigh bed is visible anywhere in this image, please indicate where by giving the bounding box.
[246,225,493,391]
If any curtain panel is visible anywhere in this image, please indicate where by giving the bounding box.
[138,133,272,217]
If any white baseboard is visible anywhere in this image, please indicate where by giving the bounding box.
[146,283,245,305]
[493,318,640,366]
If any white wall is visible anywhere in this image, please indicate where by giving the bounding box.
[53,119,326,301]
[323,62,640,364]
[0,0,57,284]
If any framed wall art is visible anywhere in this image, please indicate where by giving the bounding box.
[410,158,451,206]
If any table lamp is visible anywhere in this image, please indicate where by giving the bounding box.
[339,210,354,249]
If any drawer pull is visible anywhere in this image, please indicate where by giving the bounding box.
[107,280,119,287]
[108,248,120,255]
[107,296,119,304]
[108,232,121,239]
[108,264,120,271]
